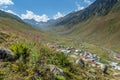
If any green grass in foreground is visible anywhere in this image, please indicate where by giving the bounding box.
[1,39,117,80]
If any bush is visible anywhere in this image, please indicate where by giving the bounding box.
[55,52,70,67]
[10,41,32,63]
[46,52,70,67]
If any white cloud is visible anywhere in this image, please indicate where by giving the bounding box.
[76,2,85,11]
[0,0,14,9]
[84,0,92,5]
[0,0,14,5]
[21,10,49,22]
[53,12,63,20]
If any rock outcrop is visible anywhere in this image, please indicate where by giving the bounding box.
[0,47,14,61]
[48,65,64,76]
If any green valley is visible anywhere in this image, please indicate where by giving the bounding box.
[0,0,120,80]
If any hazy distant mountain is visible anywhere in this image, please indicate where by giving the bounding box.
[23,19,57,29]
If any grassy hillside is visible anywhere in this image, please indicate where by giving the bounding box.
[1,11,119,80]
[0,21,120,80]
[0,16,57,46]
[0,1,120,79]
[44,1,120,65]
[51,1,120,52]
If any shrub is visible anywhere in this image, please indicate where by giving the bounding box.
[46,51,70,67]
[55,52,70,67]
[10,41,32,63]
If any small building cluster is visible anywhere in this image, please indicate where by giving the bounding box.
[109,62,120,71]
[76,51,105,69]
[46,43,120,71]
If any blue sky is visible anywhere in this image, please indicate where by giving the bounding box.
[0,0,95,22]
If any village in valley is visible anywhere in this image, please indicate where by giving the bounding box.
[46,43,120,74]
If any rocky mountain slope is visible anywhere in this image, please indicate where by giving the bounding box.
[54,0,119,27]
[49,0,120,53]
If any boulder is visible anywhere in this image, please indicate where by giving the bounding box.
[0,47,14,61]
[48,65,64,76]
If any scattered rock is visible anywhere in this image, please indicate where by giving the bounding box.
[91,64,96,67]
[99,64,108,74]
[0,47,15,61]
[70,54,77,59]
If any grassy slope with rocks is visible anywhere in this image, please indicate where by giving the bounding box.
[0,10,120,80]
[0,32,119,80]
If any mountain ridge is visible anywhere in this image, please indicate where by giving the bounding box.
[24,0,120,28]
[0,10,24,23]
[54,0,119,27]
